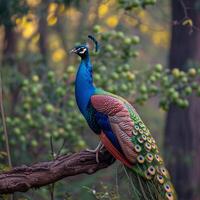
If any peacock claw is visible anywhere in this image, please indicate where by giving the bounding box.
[86,141,104,163]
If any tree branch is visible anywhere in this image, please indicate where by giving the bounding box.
[0,149,115,194]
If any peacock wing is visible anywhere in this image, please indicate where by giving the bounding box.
[91,94,138,164]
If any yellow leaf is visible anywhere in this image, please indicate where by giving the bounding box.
[47,15,57,26]
[22,25,35,38]
[48,2,58,13]
[52,48,66,62]
[58,4,65,14]
[182,18,193,26]
[106,15,119,28]
[32,34,40,43]
[98,4,108,18]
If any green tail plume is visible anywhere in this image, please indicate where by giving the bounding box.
[124,103,177,200]
[123,166,177,200]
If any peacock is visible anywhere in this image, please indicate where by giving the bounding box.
[71,35,176,200]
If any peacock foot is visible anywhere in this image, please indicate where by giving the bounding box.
[86,141,104,163]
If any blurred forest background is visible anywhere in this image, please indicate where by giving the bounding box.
[0,0,200,199]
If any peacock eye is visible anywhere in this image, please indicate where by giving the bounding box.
[157,174,164,184]
[145,170,152,180]
[146,153,154,162]
[134,144,141,152]
[165,192,173,200]
[137,155,145,163]
[79,48,87,54]
[148,165,155,175]
[164,183,172,192]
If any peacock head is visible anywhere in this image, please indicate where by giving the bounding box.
[70,45,89,59]
[71,35,99,59]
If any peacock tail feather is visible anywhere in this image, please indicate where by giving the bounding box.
[94,88,177,200]
[125,103,177,200]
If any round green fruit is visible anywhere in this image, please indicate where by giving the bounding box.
[47,71,54,79]
[155,64,163,72]
[131,36,140,44]
[67,65,75,74]
[140,84,147,93]
[124,38,132,45]
[45,103,54,113]
[93,25,101,33]
[116,32,124,38]
[105,44,114,52]
[184,86,192,95]
[188,68,196,77]
[172,68,180,78]
[32,75,39,82]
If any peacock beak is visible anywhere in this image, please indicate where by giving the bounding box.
[70,48,77,54]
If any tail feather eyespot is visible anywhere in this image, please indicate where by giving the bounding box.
[164,183,172,193]
[134,144,142,153]
[137,155,145,164]
[165,192,174,200]
[148,166,156,175]
[145,170,152,180]
[156,174,164,184]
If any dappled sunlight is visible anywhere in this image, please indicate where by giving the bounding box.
[15,13,38,39]
[52,48,66,63]
[98,4,109,18]
[106,15,119,28]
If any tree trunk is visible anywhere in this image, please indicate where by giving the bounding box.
[38,12,48,65]
[2,25,16,65]
[165,1,200,200]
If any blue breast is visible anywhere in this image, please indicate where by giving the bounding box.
[75,58,95,116]
[95,112,123,152]
[75,54,123,153]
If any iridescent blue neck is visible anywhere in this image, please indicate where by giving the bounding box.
[75,55,95,116]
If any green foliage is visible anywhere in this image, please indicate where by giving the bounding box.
[135,66,200,110]
[1,67,86,163]
[92,27,200,111]
[84,183,120,200]
[118,0,157,10]
[91,29,140,95]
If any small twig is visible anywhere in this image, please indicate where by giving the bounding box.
[0,73,13,200]
[0,74,12,167]
[173,0,200,33]
[179,0,188,18]
[56,139,66,159]
[49,136,55,200]
[50,136,55,159]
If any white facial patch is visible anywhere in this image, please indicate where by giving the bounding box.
[79,48,87,54]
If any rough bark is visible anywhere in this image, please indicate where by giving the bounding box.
[38,3,48,65]
[2,25,16,66]
[165,1,200,200]
[0,149,114,194]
